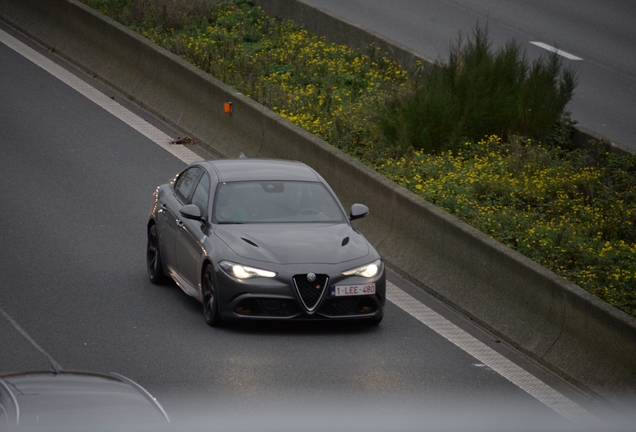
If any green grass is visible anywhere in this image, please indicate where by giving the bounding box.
[81,0,636,318]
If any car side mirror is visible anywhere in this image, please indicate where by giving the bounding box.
[179,204,204,221]
[349,203,369,221]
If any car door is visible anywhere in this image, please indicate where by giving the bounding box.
[158,166,203,274]
[175,171,211,291]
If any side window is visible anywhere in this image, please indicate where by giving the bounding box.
[191,172,211,217]
[174,167,202,203]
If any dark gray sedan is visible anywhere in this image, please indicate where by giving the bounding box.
[147,159,385,326]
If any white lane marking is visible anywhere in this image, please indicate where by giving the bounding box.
[530,41,583,60]
[1,24,597,425]
[0,28,203,164]
[387,282,598,424]
[0,306,63,371]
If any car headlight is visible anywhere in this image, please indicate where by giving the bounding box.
[219,261,276,279]
[342,259,382,278]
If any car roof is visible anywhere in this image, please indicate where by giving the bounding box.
[202,159,322,183]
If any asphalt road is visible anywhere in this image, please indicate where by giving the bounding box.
[304,0,636,151]
[0,23,612,431]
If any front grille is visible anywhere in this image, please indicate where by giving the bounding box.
[292,274,329,312]
[318,297,379,317]
[260,299,300,316]
[318,297,359,316]
[234,299,300,317]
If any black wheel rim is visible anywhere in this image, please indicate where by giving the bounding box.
[203,268,215,323]
[147,228,159,276]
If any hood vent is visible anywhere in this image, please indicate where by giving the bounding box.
[241,237,259,247]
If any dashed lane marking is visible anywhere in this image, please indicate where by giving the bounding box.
[530,41,583,60]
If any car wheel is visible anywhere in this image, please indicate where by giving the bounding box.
[147,224,168,284]
[202,264,222,327]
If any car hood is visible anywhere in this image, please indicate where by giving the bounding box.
[213,223,371,265]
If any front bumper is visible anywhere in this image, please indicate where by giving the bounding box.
[226,292,384,321]
[216,267,386,322]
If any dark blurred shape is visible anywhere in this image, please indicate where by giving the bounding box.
[0,370,169,431]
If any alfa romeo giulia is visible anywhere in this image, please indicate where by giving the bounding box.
[146,158,385,326]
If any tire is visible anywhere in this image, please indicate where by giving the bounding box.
[147,224,168,284]
[202,264,222,327]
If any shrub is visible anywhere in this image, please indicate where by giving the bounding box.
[377,24,577,155]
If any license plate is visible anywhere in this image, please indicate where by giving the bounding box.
[331,283,376,297]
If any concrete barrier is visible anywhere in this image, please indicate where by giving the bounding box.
[2,0,635,409]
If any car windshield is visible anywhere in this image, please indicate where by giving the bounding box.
[214,181,346,223]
